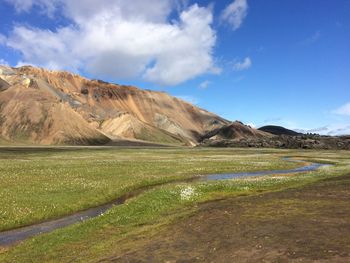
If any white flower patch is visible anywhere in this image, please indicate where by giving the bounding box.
[319,165,332,170]
[180,186,197,201]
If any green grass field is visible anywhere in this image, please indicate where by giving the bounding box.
[0,147,349,262]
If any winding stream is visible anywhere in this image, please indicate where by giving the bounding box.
[202,158,329,180]
[0,158,331,246]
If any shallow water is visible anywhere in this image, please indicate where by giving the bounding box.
[203,158,330,181]
[0,158,331,246]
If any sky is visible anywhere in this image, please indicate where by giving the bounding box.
[0,0,349,135]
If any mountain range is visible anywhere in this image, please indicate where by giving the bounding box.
[0,65,349,150]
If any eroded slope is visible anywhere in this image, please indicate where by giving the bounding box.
[0,65,229,145]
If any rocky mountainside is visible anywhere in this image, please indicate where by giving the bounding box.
[202,121,272,141]
[202,132,350,150]
[0,65,231,145]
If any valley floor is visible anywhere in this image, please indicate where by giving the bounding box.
[0,147,349,262]
[111,174,350,262]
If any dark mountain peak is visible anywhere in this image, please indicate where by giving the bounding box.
[258,125,301,136]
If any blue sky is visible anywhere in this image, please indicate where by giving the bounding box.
[0,0,349,134]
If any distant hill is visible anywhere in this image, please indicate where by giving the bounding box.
[203,125,350,150]
[0,65,229,146]
[202,121,272,141]
[258,125,301,136]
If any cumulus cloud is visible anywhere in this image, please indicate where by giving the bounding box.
[233,57,252,71]
[333,102,350,116]
[221,0,248,30]
[7,26,80,70]
[2,0,218,86]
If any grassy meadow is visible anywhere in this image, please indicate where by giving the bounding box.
[0,147,349,262]
[0,147,300,231]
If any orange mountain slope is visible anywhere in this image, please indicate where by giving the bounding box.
[0,65,231,145]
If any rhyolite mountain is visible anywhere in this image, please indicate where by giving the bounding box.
[1,65,349,149]
[0,65,237,146]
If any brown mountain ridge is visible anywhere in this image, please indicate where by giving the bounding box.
[0,65,237,146]
[1,65,349,149]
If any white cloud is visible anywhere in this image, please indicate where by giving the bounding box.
[4,0,57,16]
[7,26,79,70]
[333,102,350,116]
[327,125,350,136]
[221,0,248,30]
[199,80,211,89]
[3,0,218,86]
[305,126,329,133]
[298,125,350,136]
[233,57,252,71]
[4,0,35,12]
[62,0,177,24]
[246,122,256,128]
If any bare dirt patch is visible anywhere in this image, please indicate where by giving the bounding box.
[104,175,350,262]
